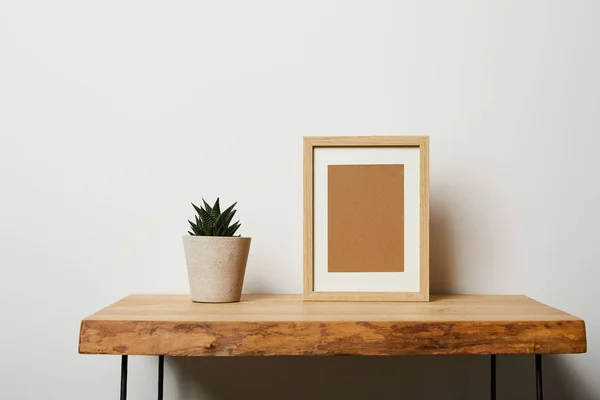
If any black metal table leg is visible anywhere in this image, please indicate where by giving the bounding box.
[119,355,164,399]
[491,355,496,400]
[158,356,164,400]
[536,354,543,400]
[120,355,128,400]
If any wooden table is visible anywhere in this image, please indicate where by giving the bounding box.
[79,294,587,400]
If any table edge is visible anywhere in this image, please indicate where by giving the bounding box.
[78,318,587,356]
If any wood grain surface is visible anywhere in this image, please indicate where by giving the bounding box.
[79,294,586,356]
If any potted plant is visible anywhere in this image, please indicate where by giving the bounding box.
[183,198,251,303]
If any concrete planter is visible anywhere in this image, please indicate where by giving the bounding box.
[182,236,251,303]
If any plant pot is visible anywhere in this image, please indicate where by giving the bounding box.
[182,236,251,303]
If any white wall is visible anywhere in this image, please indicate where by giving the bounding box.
[1,1,598,399]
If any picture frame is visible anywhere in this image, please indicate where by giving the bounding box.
[303,136,429,301]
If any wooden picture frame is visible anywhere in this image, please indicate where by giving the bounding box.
[303,136,429,301]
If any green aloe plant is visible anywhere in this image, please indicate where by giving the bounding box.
[188,198,241,237]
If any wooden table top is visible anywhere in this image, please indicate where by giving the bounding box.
[79,294,586,356]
